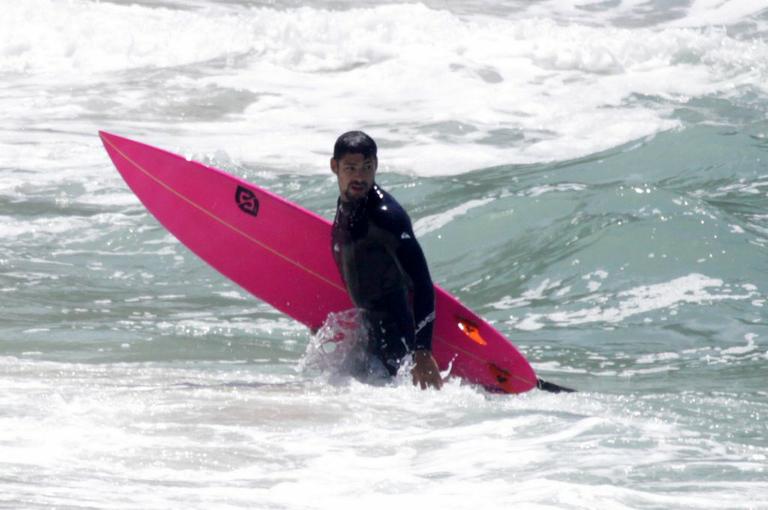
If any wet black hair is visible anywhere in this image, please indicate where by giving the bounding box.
[332,131,377,161]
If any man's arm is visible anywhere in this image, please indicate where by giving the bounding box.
[395,234,435,350]
[392,217,442,390]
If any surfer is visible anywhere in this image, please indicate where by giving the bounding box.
[331,131,443,390]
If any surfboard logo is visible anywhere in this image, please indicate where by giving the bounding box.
[235,185,260,217]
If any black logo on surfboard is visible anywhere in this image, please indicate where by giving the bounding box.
[235,185,260,217]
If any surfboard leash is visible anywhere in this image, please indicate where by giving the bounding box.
[536,378,577,393]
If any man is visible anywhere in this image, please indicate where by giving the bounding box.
[330,131,443,390]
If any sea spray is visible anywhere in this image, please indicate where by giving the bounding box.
[299,308,368,375]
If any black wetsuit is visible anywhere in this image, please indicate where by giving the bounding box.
[331,184,435,375]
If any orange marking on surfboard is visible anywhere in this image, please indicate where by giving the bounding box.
[457,318,487,346]
[101,133,347,295]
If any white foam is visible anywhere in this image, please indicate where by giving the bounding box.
[720,333,759,356]
[505,273,759,330]
[2,355,768,509]
[413,198,494,237]
[2,1,767,176]
[636,352,682,364]
[155,315,304,339]
[0,1,251,75]
[523,0,768,31]
[0,215,96,242]
[522,183,588,198]
[493,278,563,310]
[664,0,768,28]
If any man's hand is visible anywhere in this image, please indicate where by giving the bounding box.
[411,349,443,390]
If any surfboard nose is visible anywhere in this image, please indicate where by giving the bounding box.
[99,131,124,155]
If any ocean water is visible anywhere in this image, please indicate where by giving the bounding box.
[1,0,767,508]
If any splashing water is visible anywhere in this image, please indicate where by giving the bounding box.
[300,309,427,384]
[299,309,368,375]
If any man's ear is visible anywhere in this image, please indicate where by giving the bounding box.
[330,157,339,175]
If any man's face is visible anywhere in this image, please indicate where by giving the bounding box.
[331,152,377,202]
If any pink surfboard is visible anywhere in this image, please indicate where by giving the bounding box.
[100,131,538,393]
